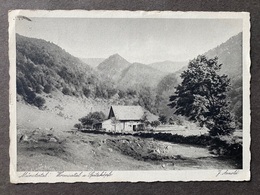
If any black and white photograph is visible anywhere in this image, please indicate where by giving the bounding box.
[9,10,250,183]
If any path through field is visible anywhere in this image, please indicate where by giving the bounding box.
[17,129,239,171]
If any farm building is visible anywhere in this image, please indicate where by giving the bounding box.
[94,105,145,132]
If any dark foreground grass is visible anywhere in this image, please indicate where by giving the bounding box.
[82,129,242,168]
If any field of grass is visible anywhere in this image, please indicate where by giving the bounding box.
[16,101,241,171]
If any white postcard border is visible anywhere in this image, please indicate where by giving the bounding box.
[9,10,251,183]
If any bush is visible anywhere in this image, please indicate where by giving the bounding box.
[79,111,106,128]
[62,87,71,95]
[209,137,242,165]
[159,114,168,124]
[151,120,160,128]
[126,89,137,96]
[43,84,52,93]
[35,85,42,94]
[25,88,36,104]
[168,117,174,125]
[83,87,91,98]
[33,96,46,108]
[107,88,117,98]
[74,123,83,130]
[118,90,126,99]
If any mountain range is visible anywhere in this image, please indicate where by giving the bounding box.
[117,62,167,90]
[96,54,168,90]
[16,32,243,125]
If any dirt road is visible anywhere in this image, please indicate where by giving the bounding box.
[17,129,240,171]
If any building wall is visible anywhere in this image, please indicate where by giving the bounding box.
[123,121,142,131]
[101,119,142,132]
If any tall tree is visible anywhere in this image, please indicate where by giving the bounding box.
[168,55,235,136]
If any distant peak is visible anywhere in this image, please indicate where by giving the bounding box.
[109,53,122,59]
[105,53,130,64]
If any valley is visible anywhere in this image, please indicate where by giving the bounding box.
[15,31,243,171]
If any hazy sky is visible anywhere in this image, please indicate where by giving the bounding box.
[16,17,242,64]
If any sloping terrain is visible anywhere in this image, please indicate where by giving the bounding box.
[205,32,242,80]
[155,32,243,124]
[148,60,188,73]
[16,34,117,104]
[16,32,243,171]
[18,126,239,171]
[97,54,131,81]
[80,58,105,68]
[118,62,167,90]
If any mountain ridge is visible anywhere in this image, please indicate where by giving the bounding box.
[204,32,242,79]
[97,53,131,81]
[155,32,242,125]
[80,58,106,68]
[117,62,167,90]
[148,60,188,73]
[16,34,118,102]
[16,32,243,125]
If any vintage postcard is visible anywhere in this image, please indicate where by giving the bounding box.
[9,10,250,183]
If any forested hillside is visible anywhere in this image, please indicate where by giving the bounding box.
[16,35,161,114]
[16,34,118,106]
[205,32,243,127]
[117,62,167,90]
[205,32,242,80]
[16,32,243,127]
[155,32,243,127]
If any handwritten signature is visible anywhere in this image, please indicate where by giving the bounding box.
[216,170,239,177]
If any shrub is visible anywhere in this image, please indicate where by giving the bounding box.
[118,90,126,99]
[35,85,42,94]
[107,88,117,98]
[62,87,71,95]
[43,84,52,93]
[33,96,46,108]
[79,111,106,129]
[151,120,160,128]
[83,87,91,98]
[25,88,36,104]
[168,117,174,125]
[209,136,242,165]
[159,114,168,124]
[74,123,83,130]
[126,89,137,96]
